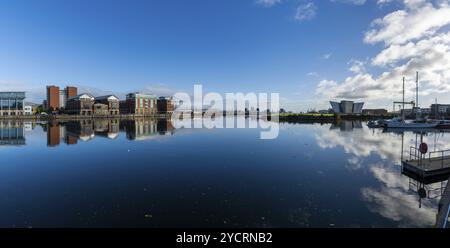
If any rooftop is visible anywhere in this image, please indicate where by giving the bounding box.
[0,92,26,99]
[95,95,119,101]
[127,92,157,98]
[67,93,95,101]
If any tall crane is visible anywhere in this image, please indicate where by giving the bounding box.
[392,73,419,117]
[393,101,415,114]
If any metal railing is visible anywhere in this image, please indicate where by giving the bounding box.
[408,147,424,168]
[408,179,447,199]
[408,147,450,169]
[428,149,450,169]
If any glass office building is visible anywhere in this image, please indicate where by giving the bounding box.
[0,92,26,116]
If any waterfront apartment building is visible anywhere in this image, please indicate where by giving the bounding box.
[94,95,120,115]
[431,104,450,116]
[0,92,26,116]
[120,93,157,115]
[420,108,432,115]
[93,103,110,115]
[362,109,388,116]
[66,93,95,115]
[157,96,175,114]
[330,100,364,114]
[46,85,77,111]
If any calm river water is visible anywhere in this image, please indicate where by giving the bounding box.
[0,118,448,227]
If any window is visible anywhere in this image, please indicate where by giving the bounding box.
[1,99,10,109]
[11,99,18,109]
[17,100,23,110]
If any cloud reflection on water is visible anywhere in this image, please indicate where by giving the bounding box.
[314,121,448,227]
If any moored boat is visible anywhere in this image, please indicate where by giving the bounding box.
[367,119,384,128]
[367,120,377,128]
[436,120,450,129]
[385,117,438,129]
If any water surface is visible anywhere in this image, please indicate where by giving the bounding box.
[0,118,447,227]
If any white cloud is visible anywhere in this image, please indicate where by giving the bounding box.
[255,0,282,7]
[364,1,450,45]
[376,0,395,6]
[361,186,436,227]
[372,31,450,66]
[331,0,367,5]
[141,83,177,97]
[348,59,367,73]
[315,0,450,109]
[257,0,380,25]
[295,2,317,22]
[317,73,382,100]
[322,53,333,59]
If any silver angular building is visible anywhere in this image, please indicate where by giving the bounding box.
[330,100,364,114]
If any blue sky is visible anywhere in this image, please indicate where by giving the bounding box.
[1,0,450,111]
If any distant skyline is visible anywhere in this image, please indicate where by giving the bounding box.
[1,0,450,111]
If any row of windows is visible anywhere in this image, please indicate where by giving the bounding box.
[0,92,25,99]
[0,128,25,139]
[0,99,24,109]
[137,98,156,108]
[1,112,24,116]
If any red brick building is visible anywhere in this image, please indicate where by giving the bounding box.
[95,95,120,115]
[66,93,95,115]
[120,93,157,115]
[46,85,78,112]
[157,96,174,114]
[46,86,60,112]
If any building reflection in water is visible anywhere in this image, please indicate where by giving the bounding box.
[65,119,95,143]
[24,122,34,132]
[47,121,64,147]
[330,120,363,131]
[0,121,26,146]
[94,119,120,139]
[43,118,175,146]
[120,119,157,141]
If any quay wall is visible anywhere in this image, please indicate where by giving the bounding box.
[0,113,172,121]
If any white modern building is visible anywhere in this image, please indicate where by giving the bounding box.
[24,105,33,115]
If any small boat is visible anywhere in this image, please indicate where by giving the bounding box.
[367,119,384,128]
[436,120,450,129]
[385,117,438,129]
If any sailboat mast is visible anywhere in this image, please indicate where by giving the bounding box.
[403,77,405,118]
[416,71,419,108]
